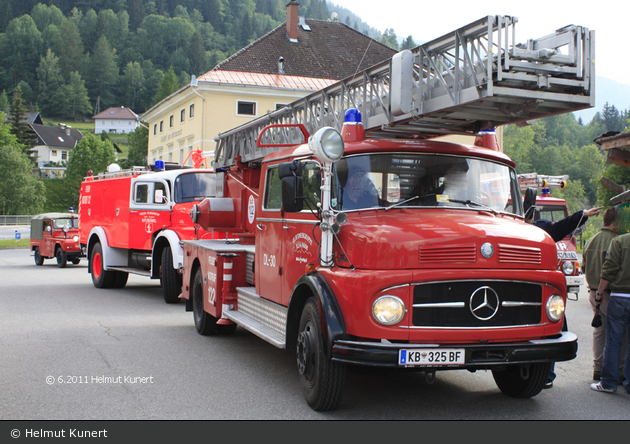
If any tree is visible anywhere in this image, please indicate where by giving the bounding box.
[36,49,64,116]
[56,71,92,121]
[400,35,416,50]
[0,113,45,215]
[64,134,116,209]
[0,15,43,86]
[8,85,37,159]
[379,28,399,50]
[87,36,119,109]
[187,31,206,76]
[152,67,179,105]
[0,90,9,112]
[120,61,146,110]
[52,18,86,83]
[124,124,149,168]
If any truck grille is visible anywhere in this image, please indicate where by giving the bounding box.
[419,243,476,263]
[497,244,541,265]
[412,281,542,327]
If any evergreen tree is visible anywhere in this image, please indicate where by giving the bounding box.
[188,31,206,76]
[120,61,146,110]
[152,67,179,105]
[401,35,416,50]
[124,124,149,167]
[8,86,37,159]
[52,18,86,83]
[87,36,119,109]
[36,49,64,116]
[0,90,9,113]
[56,71,92,121]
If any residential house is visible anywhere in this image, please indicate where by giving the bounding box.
[141,1,397,167]
[93,106,140,134]
[30,123,83,178]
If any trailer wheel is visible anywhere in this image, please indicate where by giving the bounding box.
[56,248,67,268]
[192,267,217,335]
[297,298,346,411]
[492,362,550,398]
[34,248,44,266]
[91,242,115,288]
[161,246,182,304]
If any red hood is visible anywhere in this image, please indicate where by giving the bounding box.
[334,208,557,270]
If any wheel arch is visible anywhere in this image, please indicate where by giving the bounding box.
[286,273,347,357]
[184,257,202,312]
[86,228,126,273]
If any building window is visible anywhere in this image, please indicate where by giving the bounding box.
[169,115,174,128]
[189,104,194,118]
[153,124,157,135]
[159,120,163,132]
[51,150,57,157]
[237,101,256,116]
[61,151,67,161]
[180,109,185,122]
[276,103,288,110]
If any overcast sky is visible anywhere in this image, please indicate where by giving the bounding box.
[329,1,628,86]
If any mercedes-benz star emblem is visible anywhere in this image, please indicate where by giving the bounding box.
[469,286,500,320]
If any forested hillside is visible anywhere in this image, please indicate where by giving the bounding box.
[0,0,338,119]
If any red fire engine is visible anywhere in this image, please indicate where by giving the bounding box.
[30,210,82,267]
[518,173,585,296]
[78,161,222,303]
[179,16,593,410]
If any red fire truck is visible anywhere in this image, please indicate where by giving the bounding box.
[78,162,222,303]
[518,173,585,296]
[179,16,593,410]
[30,210,82,267]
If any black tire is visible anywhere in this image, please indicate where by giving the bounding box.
[34,248,44,266]
[161,246,182,304]
[113,271,129,288]
[192,267,217,335]
[90,242,116,288]
[56,248,67,268]
[297,298,346,411]
[492,362,551,398]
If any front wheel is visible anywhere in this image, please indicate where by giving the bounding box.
[192,267,217,335]
[34,248,44,266]
[492,362,551,398]
[297,298,346,411]
[56,248,67,268]
[91,242,116,288]
[161,246,182,304]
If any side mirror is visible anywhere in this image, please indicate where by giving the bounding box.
[282,176,304,213]
[278,160,303,179]
[523,188,537,219]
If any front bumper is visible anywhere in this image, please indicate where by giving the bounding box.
[332,331,577,369]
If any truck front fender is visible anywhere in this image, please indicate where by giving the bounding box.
[286,273,346,358]
[152,230,183,278]
[86,227,127,273]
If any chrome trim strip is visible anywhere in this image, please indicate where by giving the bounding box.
[381,283,411,292]
[410,278,561,293]
[256,217,318,225]
[412,302,466,308]
[502,301,542,307]
[399,322,550,329]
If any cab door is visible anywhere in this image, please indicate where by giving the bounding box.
[129,178,171,250]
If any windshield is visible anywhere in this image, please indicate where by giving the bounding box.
[53,218,78,229]
[174,172,217,203]
[331,153,522,215]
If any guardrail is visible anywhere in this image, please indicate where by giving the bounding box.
[0,215,33,226]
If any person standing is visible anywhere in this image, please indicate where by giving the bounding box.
[590,232,630,394]
[582,207,626,381]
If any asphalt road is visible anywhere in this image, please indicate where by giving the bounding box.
[1,247,628,420]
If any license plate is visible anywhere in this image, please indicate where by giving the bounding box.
[566,276,584,286]
[399,349,465,366]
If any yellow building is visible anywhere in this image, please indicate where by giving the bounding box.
[141,2,396,167]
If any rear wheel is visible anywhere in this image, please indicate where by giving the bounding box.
[492,362,551,398]
[297,298,346,411]
[34,248,44,266]
[91,242,115,288]
[192,267,217,335]
[113,271,129,288]
[56,248,67,268]
[161,246,182,304]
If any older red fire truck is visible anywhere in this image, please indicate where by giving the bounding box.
[78,161,222,303]
[179,16,594,410]
[518,173,585,297]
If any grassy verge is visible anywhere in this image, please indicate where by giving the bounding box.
[0,238,30,248]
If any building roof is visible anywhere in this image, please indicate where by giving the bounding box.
[29,124,83,149]
[196,70,336,91]
[4,111,43,125]
[213,19,396,80]
[93,107,139,120]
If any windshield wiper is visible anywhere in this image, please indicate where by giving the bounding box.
[447,199,499,215]
[384,195,420,211]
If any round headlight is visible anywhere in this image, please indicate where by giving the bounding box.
[546,294,565,323]
[372,295,406,326]
[73,235,79,242]
[308,127,344,163]
[561,261,574,276]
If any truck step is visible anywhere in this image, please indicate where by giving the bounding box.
[222,287,287,349]
[107,267,151,277]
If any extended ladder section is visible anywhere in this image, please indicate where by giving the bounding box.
[214,15,594,169]
[518,173,569,190]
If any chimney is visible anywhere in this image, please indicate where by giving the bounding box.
[286,1,299,42]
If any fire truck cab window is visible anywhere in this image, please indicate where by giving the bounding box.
[174,173,215,203]
[263,167,282,210]
[331,153,522,215]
